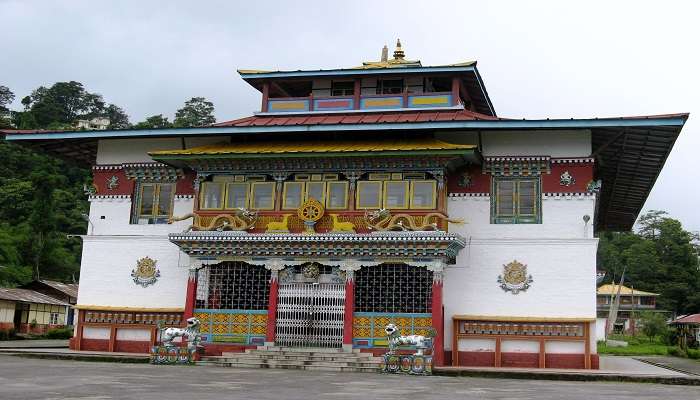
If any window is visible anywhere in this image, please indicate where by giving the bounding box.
[331,81,354,96]
[376,79,404,94]
[326,181,349,209]
[283,182,304,210]
[251,182,275,210]
[305,181,325,203]
[225,183,249,209]
[491,177,541,224]
[134,183,174,224]
[384,181,409,209]
[410,180,437,209]
[356,181,383,209]
[49,312,59,325]
[200,182,224,210]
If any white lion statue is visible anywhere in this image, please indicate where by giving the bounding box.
[385,323,434,356]
[160,317,202,351]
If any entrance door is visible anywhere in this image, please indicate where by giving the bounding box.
[275,283,345,348]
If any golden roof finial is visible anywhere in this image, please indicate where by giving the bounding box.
[393,38,405,60]
[381,44,388,62]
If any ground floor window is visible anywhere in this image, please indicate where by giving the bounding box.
[354,263,433,313]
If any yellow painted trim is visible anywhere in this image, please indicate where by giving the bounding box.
[412,96,450,105]
[453,315,596,323]
[270,101,307,110]
[325,181,349,210]
[409,180,437,209]
[383,181,410,209]
[282,181,304,210]
[356,181,383,209]
[199,182,225,210]
[224,182,250,209]
[250,182,276,210]
[74,305,185,312]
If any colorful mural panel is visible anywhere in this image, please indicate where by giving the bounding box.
[194,309,267,345]
[352,312,432,348]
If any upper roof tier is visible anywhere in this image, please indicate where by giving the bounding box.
[237,40,495,116]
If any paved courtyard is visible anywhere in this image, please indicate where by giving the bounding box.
[0,355,699,400]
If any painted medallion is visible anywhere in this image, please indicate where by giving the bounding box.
[497,260,533,294]
[131,256,161,287]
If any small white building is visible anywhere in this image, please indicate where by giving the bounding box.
[0,288,71,334]
[75,117,110,130]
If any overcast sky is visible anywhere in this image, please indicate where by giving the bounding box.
[2,0,698,232]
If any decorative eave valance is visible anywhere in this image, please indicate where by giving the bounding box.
[169,231,466,264]
[122,162,184,181]
[483,156,551,176]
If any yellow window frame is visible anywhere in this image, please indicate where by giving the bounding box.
[282,181,305,210]
[224,182,249,209]
[356,181,383,209]
[409,180,437,209]
[383,180,410,209]
[305,181,326,204]
[199,182,225,210]
[325,181,349,210]
[139,183,174,217]
[250,182,276,210]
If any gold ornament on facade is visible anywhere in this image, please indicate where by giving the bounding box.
[497,260,533,294]
[298,197,325,234]
[364,209,464,232]
[265,214,291,233]
[131,256,161,287]
[169,208,258,232]
[330,214,355,233]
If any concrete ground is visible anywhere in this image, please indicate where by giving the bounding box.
[0,339,68,348]
[637,356,700,376]
[1,355,699,400]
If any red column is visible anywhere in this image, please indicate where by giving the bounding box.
[184,267,197,320]
[432,275,444,366]
[261,82,270,112]
[266,274,279,345]
[343,276,355,349]
[451,77,460,106]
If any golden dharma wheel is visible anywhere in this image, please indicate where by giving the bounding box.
[298,197,325,222]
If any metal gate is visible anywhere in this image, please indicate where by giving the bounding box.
[275,283,345,348]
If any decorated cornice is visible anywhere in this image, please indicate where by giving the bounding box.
[92,164,122,171]
[483,156,551,176]
[88,194,131,200]
[169,231,466,264]
[543,192,596,198]
[167,155,460,174]
[551,157,595,164]
[448,192,489,197]
[122,162,184,181]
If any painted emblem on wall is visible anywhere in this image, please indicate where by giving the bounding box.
[106,175,119,190]
[457,172,472,188]
[131,256,161,287]
[586,179,602,193]
[559,170,575,187]
[497,260,533,294]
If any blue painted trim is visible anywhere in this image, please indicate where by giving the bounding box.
[4,116,687,141]
[239,66,477,79]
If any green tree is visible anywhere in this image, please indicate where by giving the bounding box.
[104,104,131,129]
[134,114,173,129]
[174,97,216,127]
[0,86,15,128]
[639,311,668,343]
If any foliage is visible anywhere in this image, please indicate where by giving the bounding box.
[134,114,173,129]
[598,210,700,315]
[597,340,669,356]
[104,104,131,129]
[668,346,687,358]
[0,85,14,113]
[44,327,73,339]
[639,311,668,342]
[174,97,216,127]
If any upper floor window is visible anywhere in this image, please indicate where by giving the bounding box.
[356,175,437,210]
[491,177,541,224]
[376,79,404,95]
[331,81,354,96]
[199,178,275,211]
[282,175,349,210]
[133,182,174,224]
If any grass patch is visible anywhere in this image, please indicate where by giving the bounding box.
[597,334,672,356]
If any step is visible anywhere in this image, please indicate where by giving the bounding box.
[212,357,381,368]
[231,352,375,361]
[204,360,380,373]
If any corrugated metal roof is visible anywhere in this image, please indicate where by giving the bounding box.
[39,280,78,298]
[597,284,659,296]
[0,288,71,306]
[149,137,475,157]
[213,109,499,128]
[671,314,700,325]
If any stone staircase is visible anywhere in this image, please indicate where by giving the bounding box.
[197,346,383,373]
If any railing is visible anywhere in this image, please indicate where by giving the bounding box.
[266,92,455,113]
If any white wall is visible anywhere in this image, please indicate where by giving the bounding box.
[83,326,110,339]
[96,136,224,164]
[595,318,607,341]
[88,197,194,236]
[480,130,591,157]
[77,236,189,309]
[116,328,151,341]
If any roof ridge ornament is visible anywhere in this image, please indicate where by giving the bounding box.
[393,39,405,60]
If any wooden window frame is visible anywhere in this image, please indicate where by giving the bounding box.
[250,182,276,210]
[305,181,326,204]
[383,180,410,209]
[199,182,225,210]
[133,182,175,224]
[491,177,541,224]
[224,182,250,209]
[356,181,383,209]
[331,80,354,96]
[282,181,305,210]
[326,181,349,210]
[409,180,437,209]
